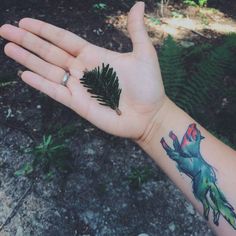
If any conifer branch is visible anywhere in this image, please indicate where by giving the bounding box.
[80,63,122,115]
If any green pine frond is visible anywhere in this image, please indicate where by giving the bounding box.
[80,63,122,115]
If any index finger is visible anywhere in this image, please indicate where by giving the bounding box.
[19,18,89,56]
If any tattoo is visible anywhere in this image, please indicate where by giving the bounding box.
[160,123,236,229]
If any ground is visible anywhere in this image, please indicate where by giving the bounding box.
[0,0,235,235]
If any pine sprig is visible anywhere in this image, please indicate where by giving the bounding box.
[80,63,122,115]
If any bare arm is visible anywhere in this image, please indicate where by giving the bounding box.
[1,2,236,235]
[137,97,236,235]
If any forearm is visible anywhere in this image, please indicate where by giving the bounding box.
[136,96,236,235]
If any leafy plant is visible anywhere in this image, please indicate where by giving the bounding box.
[159,34,236,148]
[146,15,161,25]
[171,11,184,18]
[128,166,152,189]
[15,135,73,178]
[15,163,34,176]
[183,0,207,7]
[198,0,207,7]
[80,63,122,115]
[93,3,107,11]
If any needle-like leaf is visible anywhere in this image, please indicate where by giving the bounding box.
[80,63,122,115]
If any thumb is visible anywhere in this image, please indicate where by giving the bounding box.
[127,2,151,55]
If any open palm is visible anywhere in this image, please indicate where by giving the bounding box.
[0,2,165,138]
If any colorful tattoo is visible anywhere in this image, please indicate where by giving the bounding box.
[160,123,236,229]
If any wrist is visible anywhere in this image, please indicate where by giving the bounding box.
[135,96,175,147]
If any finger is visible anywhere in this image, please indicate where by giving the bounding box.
[0,24,74,70]
[4,42,65,84]
[19,18,89,56]
[127,2,152,55]
[20,71,72,107]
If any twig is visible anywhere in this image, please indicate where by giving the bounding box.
[0,182,33,232]
[184,27,209,39]
[160,19,210,39]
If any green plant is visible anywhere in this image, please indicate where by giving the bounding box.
[198,0,207,7]
[15,135,73,178]
[128,166,152,189]
[183,0,207,7]
[146,15,161,25]
[159,34,236,148]
[171,11,184,18]
[93,3,107,11]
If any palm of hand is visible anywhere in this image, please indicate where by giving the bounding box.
[0,2,165,138]
[71,44,164,138]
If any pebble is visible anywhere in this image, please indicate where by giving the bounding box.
[16,226,24,236]
[138,234,149,236]
[168,222,176,232]
[186,203,195,215]
[85,148,96,155]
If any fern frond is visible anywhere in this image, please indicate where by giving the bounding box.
[159,34,236,146]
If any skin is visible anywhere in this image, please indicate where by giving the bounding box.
[0,2,165,139]
[161,124,236,229]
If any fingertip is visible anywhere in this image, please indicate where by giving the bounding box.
[20,70,34,79]
[19,17,30,27]
[136,1,145,10]
[19,70,27,81]
[0,24,12,36]
[4,42,14,55]
[130,1,145,14]
[20,71,38,85]
[19,18,39,29]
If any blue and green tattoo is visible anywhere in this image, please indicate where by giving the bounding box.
[160,123,236,229]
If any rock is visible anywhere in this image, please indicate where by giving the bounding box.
[138,234,149,236]
[185,203,195,215]
[16,226,24,236]
[168,222,176,232]
[180,41,195,48]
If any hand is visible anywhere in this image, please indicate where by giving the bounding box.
[0,2,166,138]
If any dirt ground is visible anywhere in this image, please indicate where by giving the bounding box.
[0,0,235,235]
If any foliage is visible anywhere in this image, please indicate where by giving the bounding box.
[93,3,108,11]
[146,15,161,25]
[15,135,73,179]
[159,34,236,148]
[128,166,153,189]
[183,0,207,7]
[80,63,122,115]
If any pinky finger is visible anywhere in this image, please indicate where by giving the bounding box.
[20,71,72,108]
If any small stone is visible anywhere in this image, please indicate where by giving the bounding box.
[85,148,96,155]
[168,222,176,232]
[186,203,195,215]
[180,41,195,48]
[138,234,149,236]
[16,226,24,236]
